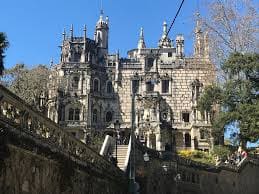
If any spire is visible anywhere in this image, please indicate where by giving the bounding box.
[138,27,146,49]
[195,12,202,34]
[83,25,87,39]
[70,24,74,41]
[158,21,172,48]
[163,21,167,36]
[194,12,204,57]
[83,25,87,52]
[62,28,66,41]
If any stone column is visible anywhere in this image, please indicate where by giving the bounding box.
[156,133,162,151]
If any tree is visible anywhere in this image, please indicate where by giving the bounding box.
[0,32,9,75]
[198,52,259,148]
[201,0,259,79]
[2,64,50,109]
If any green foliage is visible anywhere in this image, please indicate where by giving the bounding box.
[2,64,50,107]
[198,84,223,113]
[178,150,215,165]
[212,145,231,160]
[198,52,259,147]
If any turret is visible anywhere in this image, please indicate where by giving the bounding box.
[81,25,87,62]
[176,34,184,58]
[158,21,172,48]
[94,10,109,57]
[194,12,209,58]
[137,27,146,49]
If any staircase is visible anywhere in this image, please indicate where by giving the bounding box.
[113,145,129,171]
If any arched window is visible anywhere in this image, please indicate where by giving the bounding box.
[106,111,113,122]
[106,81,113,93]
[93,78,100,92]
[69,108,74,120]
[185,133,191,147]
[72,77,79,89]
[74,108,80,121]
[92,109,98,123]
[68,108,80,121]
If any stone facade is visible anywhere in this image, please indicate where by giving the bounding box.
[47,11,216,151]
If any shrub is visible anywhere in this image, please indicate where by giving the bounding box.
[212,145,231,160]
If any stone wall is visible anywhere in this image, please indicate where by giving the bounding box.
[0,144,128,194]
[133,142,259,194]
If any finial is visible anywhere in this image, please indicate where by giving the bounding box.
[163,21,167,35]
[140,27,144,39]
[105,16,109,25]
[50,58,54,66]
[83,25,87,39]
[62,28,66,41]
[138,27,146,49]
[195,12,202,34]
[70,24,74,40]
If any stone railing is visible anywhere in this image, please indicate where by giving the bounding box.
[0,84,124,179]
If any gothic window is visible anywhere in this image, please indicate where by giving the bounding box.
[200,129,207,139]
[106,81,113,93]
[74,51,81,62]
[168,52,172,57]
[69,108,74,120]
[72,76,79,89]
[74,108,80,121]
[182,112,190,123]
[93,78,100,92]
[68,108,80,121]
[92,109,98,123]
[185,133,191,147]
[146,81,154,92]
[147,58,154,67]
[106,111,113,123]
[132,80,139,93]
[161,80,169,93]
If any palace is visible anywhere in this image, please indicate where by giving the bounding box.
[47,11,215,151]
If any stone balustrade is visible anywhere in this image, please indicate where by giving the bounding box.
[0,84,124,179]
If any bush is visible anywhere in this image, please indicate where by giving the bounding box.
[212,145,231,160]
[178,150,215,165]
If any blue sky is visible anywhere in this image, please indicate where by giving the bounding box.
[1,0,200,68]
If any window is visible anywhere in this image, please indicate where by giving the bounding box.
[106,81,113,93]
[74,52,81,62]
[182,112,190,123]
[69,108,74,120]
[106,111,113,122]
[68,108,80,121]
[92,109,98,123]
[200,129,207,139]
[72,77,79,89]
[93,79,100,92]
[162,80,169,93]
[147,58,154,67]
[132,80,139,93]
[146,81,154,92]
[74,108,80,121]
[185,133,191,147]
[168,52,172,57]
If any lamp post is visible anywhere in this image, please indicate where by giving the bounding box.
[143,152,149,167]
[114,120,120,164]
[129,81,137,194]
